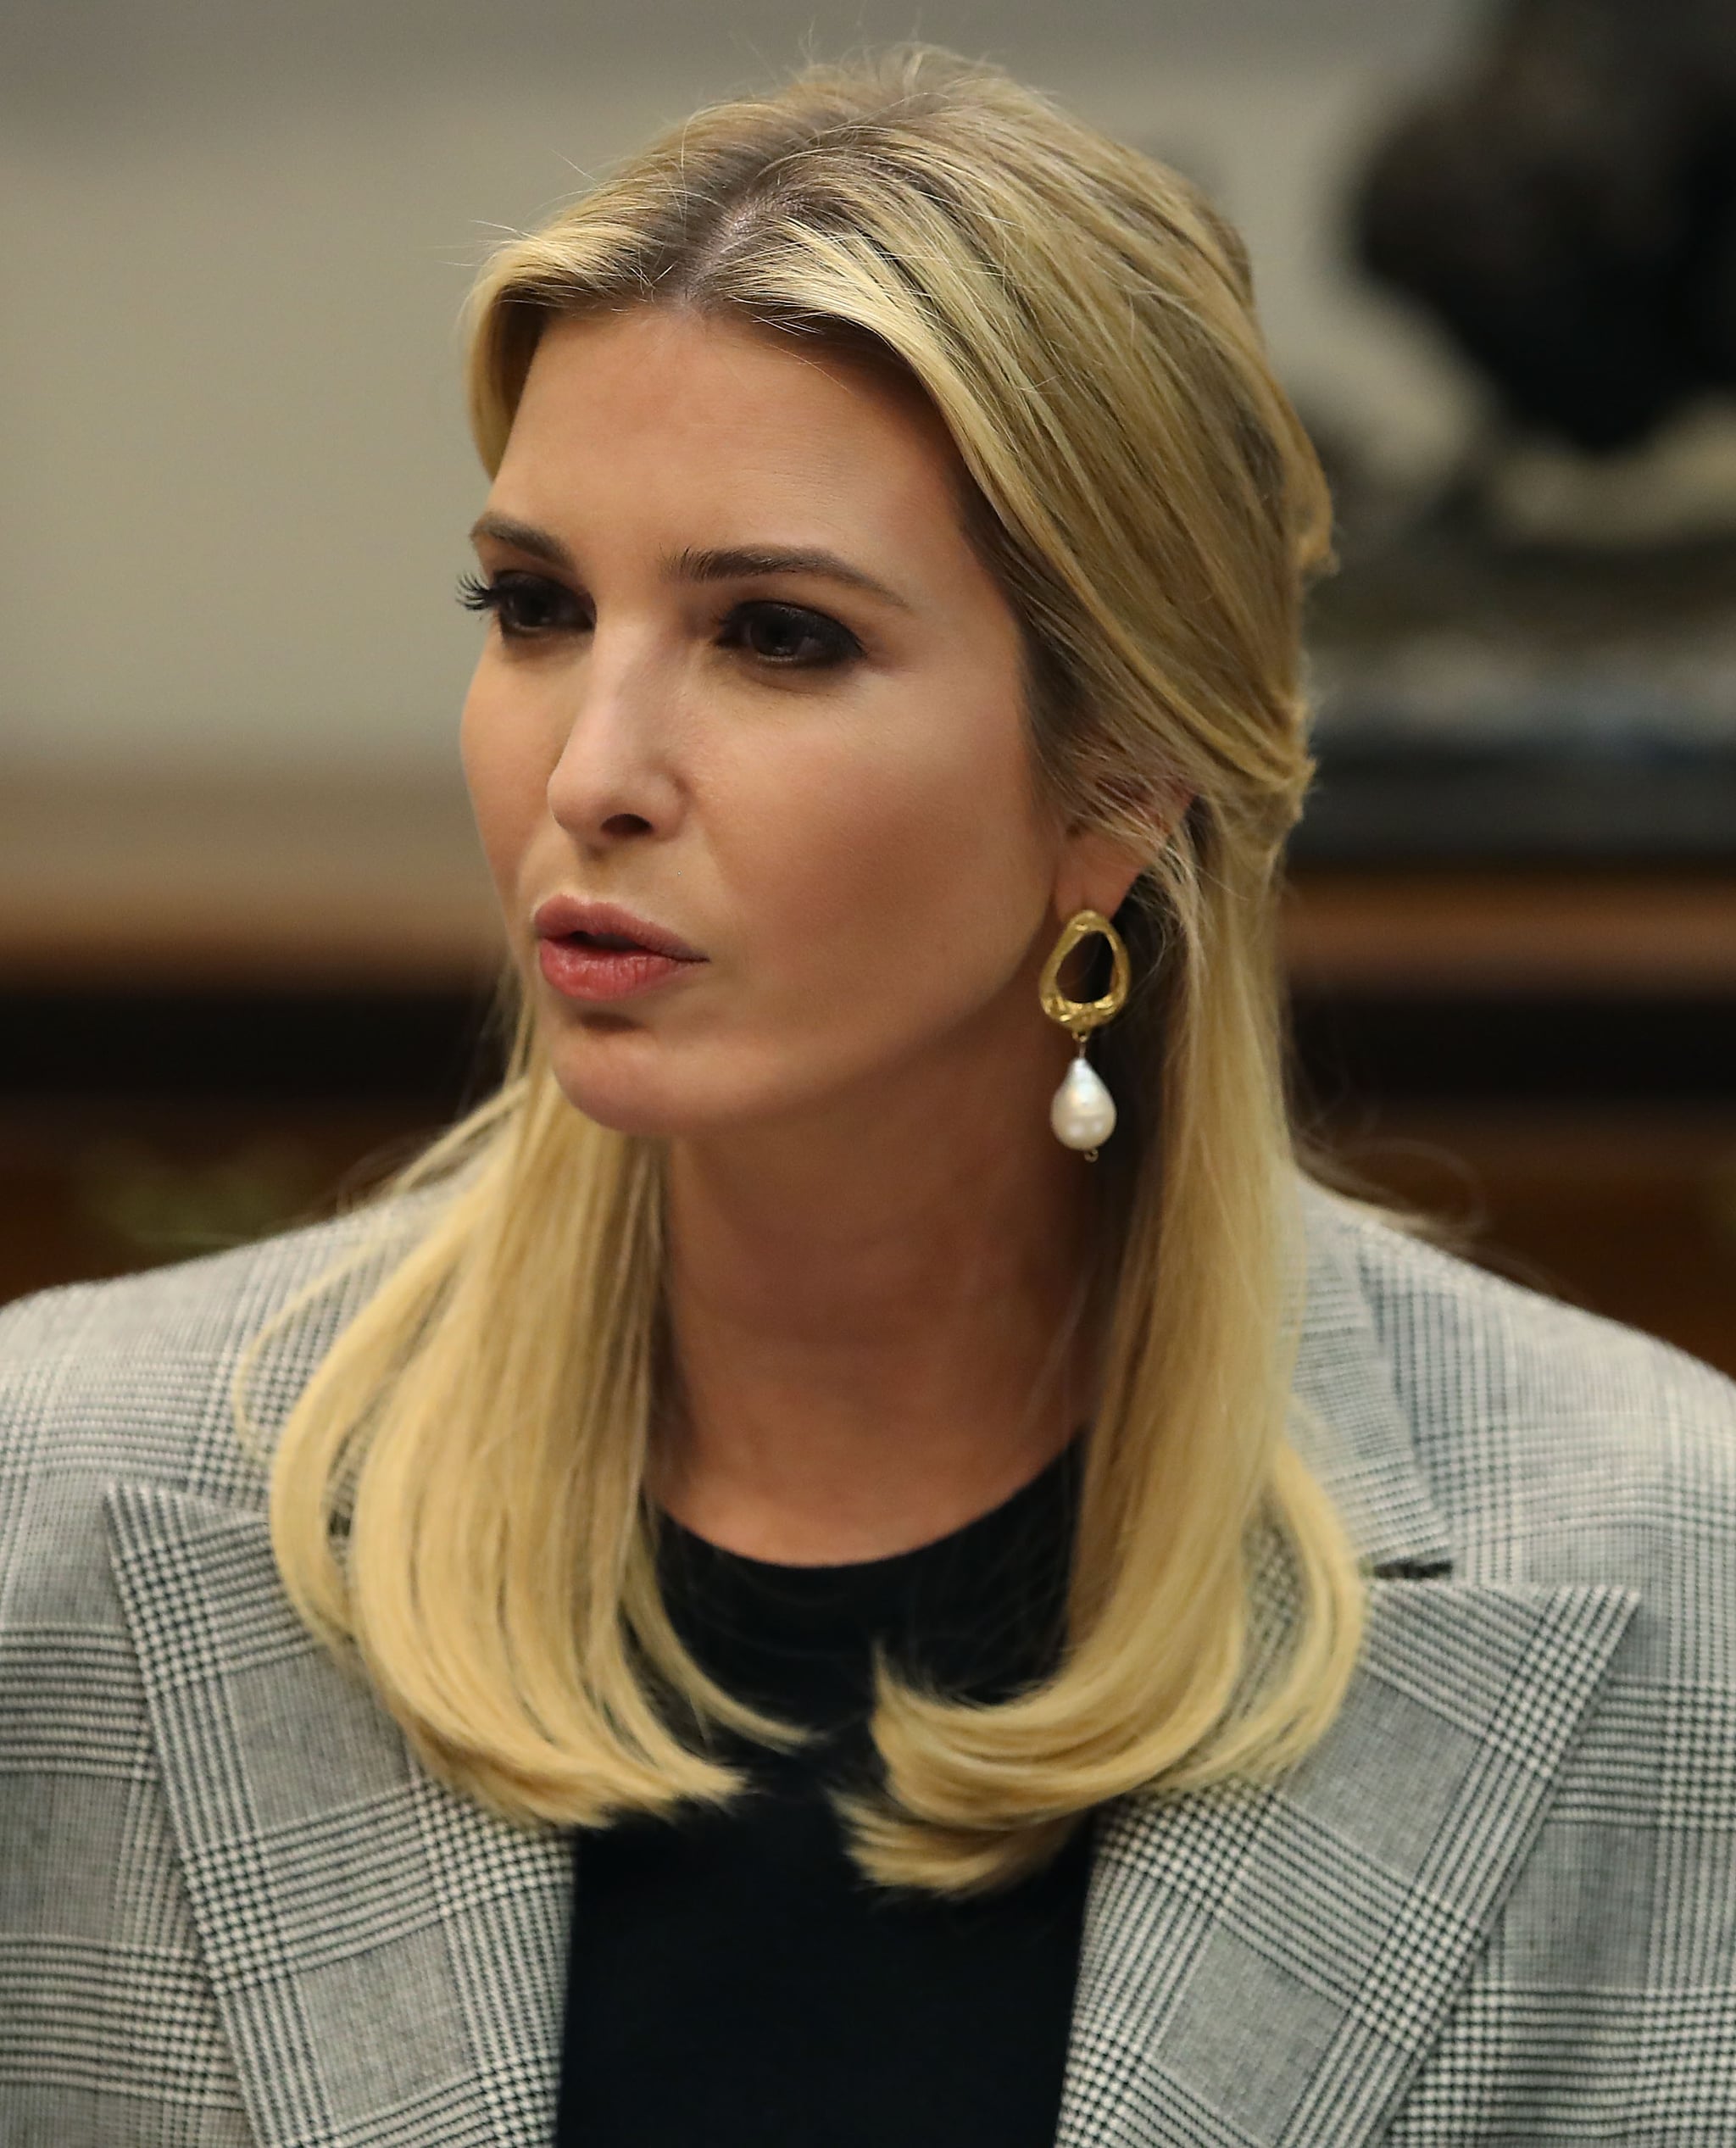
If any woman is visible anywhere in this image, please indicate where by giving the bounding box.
[2,44,1731,2148]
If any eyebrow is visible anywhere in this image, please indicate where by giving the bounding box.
[467,510,914,613]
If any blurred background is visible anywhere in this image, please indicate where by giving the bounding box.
[3,0,1733,1373]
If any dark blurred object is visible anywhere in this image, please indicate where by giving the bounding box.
[1352,0,1736,451]
[1291,734,1736,863]
[1297,511,1736,864]
[1285,870,1736,1378]
[0,983,503,1305]
[0,1103,442,1305]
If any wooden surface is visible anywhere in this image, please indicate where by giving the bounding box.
[1283,869,1736,996]
[6,767,1735,993]
[0,768,502,987]
[1315,1106,1736,1375]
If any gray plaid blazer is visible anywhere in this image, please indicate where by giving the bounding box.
[2,1179,1733,2145]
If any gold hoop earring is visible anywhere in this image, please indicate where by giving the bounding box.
[1038,907,1130,1161]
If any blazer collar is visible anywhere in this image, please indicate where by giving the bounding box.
[103,1189,1636,2148]
[1286,1179,1455,1581]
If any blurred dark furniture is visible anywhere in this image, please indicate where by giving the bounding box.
[3,770,1733,1377]
[1287,867,1736,1377]
[1352,0,1736,452]
[0,768,504,1308]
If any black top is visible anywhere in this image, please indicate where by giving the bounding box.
[555,1439,1092,2147]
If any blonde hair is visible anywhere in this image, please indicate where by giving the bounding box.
[242,42,1366,1895]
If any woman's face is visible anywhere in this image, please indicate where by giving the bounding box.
[461,304,1134,1140]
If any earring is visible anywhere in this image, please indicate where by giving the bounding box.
[1038,907,1131,1161]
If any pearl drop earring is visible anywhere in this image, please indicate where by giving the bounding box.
[1038,907,1132,1161]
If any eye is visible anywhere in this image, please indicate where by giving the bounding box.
[456,573,863,671]
[455,570,583,643]
[721,601,862,671]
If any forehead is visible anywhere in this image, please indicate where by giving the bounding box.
[498,304,967,520]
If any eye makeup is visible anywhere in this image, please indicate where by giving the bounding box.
[455,571,865,671]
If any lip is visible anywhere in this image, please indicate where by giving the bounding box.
[536,938,701,1003]
[531,895,705,963]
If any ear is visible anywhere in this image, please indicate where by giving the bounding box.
[1051,780,1193,923]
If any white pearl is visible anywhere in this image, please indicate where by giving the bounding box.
[1050,1054,1116,1150]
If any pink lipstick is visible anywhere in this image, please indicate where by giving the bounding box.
[531,895,707,1004]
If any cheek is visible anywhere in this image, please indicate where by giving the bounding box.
[459,675,549,894]
[717,701,1052,1027]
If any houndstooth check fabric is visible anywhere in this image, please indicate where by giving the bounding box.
[1,1178,1732,2145]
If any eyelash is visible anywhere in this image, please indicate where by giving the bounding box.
[454,570,864,671]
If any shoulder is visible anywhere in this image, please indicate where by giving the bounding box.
[0,1185,448,1513]
[1311,1183,1736,1590]
[1304,1196,1736,2065]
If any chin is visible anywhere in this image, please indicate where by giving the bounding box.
[543,1028,832,1144]
[542,1029,726,1140]
[548,1060,686,1139]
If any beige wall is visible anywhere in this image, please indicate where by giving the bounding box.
[0,3,1478,780]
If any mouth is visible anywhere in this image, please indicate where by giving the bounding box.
[531,894,705,963]
[565,928,650,951]
[536,934,704,1004]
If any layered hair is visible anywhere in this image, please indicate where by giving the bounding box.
[239,42,1366,1894]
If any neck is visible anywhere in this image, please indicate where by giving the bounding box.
[654,1020,1107,1564]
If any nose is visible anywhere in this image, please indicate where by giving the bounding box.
[544,639,684,849]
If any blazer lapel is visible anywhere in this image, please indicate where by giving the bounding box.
[1056,1195,1640,2145]
[104,1479,570,2148]
[1058,1572,1637,2147]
